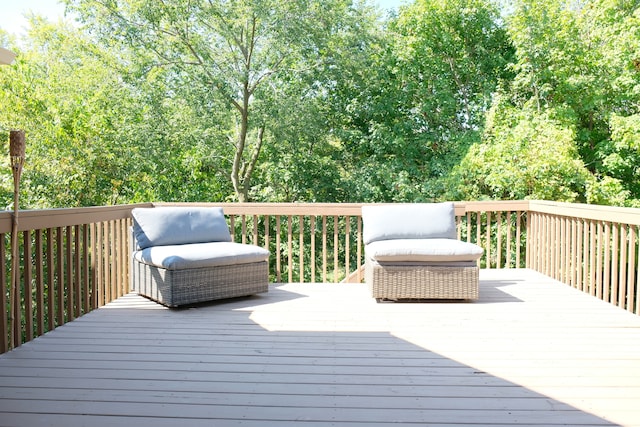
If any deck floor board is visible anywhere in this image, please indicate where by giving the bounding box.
[1,269,640,426]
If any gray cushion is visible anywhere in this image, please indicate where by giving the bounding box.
[362,202,456,245]
[132,207,232,250]
[133,241,270,270]
[365,238,483,262]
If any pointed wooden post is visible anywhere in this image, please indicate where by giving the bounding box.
[9,130,25,349]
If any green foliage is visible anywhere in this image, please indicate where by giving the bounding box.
[63,0,374,202]
[491,0,640,205]
[330,0,514,202]
[446,101,592,201]
[249,2,384,202]
[0,19,134,208]
[1,0,639,208]
[0,18,233,208]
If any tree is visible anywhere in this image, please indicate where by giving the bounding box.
[253,1,386,202]
[330,0,514,202]
[0,15,236,208]
[493,0,640,205]
[65,0,372,202]
[445,99,594,202]
[0,18,137,208]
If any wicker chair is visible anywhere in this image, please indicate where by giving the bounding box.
[130,206,269,307]
[362,203,483,301]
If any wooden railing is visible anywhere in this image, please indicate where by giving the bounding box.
[1,200,638,354]
[169,201,529,283]
[527,201,640,314]
[0,203,152,353]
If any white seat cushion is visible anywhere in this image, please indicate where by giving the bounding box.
[365,238,483,263]
[134,241,269,270]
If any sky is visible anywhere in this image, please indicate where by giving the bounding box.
[0,0,406,37]
[0,0,70,36]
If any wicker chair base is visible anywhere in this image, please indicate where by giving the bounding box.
[365,261,479,301]
[131,259,269,307]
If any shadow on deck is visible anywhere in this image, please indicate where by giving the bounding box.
[0,269,639,426]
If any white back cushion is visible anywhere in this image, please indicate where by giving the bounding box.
[132,207,232,249]
[362,202,456,245]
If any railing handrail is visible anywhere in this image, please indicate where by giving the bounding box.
[3,200,638,230]
[156,200,531,215]
[529,200,640,225]
[0,203,154,233]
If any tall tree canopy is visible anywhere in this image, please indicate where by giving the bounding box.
[332,0,514,201]
[448,0,640,206]
[65,0,376,202]
[1,0,639,208]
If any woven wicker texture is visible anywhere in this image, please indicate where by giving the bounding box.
[132,259,269,307]
[365,261,479,300]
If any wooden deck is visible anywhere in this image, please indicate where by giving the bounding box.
[1,269,640,427]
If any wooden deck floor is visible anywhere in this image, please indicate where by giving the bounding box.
[1,269,640,427]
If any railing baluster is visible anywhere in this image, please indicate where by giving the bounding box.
[74,225,81,318]
[0,234,6,353]
[505,211,512,268]
[566,216,572,284]
[241,215,247,245]
[115,220,123,298]
[474,212,481,265]
[333,216,339,282]
[557,216,563,281]
[592,219,597,295]
[35,230,44,337]
[580,219,588,293]
[229,216,236,242]
[55,227,63,326]
[96,222,104,307]
[82,224,90,313]
[619,224,628,309]
[345,216,350,281]
[357,217,362,283]
[611,223,619,306]
[322,216,327,283]
[635,225,640,315]
[287,215,293,283]
[121,219,128,297]
[23,230,33,343]
[310,216,316,283]
[603,222,611,303]
[628,226,636,313]
[299,215,304,283]
[111,220,118,299]
[497,212,502,268]
[549,215,556,279]
[595,221,604,299]
[264,215,270,252]
[46,229,54,331]
[103,222,111,303]
[485,211,491,268]
[539,214,546,275]
[65,226,74,322]
[276,215,282,283]
[253,215,259,247]
[559,216,566,282]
